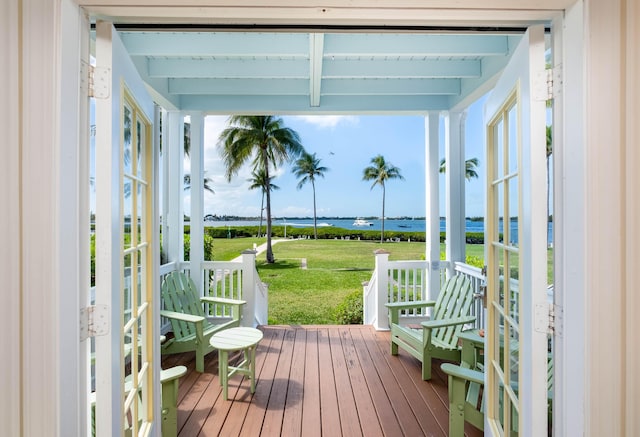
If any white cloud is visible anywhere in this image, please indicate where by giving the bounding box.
[295,115,359,129]
[279,205,312,216]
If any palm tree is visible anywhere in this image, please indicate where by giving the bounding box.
[219,115,304,263]
[362,155,404,243]
[247,168,280,238]
[183,173,215,194]
[438,157,480,180]
[182,121,215,195]
[292,152,329,239]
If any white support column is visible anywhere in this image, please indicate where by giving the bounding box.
[161,109,169,263]
[445,111,467,274]
[189,113,205,295]
[165,111,184,265]
[374,250,391,330]
[425,112,442,300]
[241,250,257,327]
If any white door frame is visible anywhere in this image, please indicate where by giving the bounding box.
[483,25,548,436]
[94,21,161,436]
[50,2,583,435]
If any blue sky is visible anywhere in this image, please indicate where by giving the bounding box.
[191,96,487,219]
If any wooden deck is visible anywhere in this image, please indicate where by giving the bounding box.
[161,325,483,437]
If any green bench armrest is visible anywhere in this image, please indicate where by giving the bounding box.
[441,363,484,385]
[200,296,246,306]
[161,365,187,383]
[421,315,476,330]
[160,310,205,324]
[385,300,436,311]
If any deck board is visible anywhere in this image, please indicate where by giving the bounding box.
[163,325,483,437]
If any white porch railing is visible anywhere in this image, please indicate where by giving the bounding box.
[363,251,486,331]
[452,261,486,329]
[159,250,267,329]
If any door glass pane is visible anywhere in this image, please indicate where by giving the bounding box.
[497,249,505,307]
[123,253,132,325]
[508,102,519,174]
[496,120,504,178]
[498,384,506,433]
[123,178,133,249]
[137,182,144,245]
[137,119,144,179]
[508,259,520,323]
[509,175,519,246]
[509,324,520,386]
[123,105,133,175]
[497,183,504,243]
[137,248,144,307]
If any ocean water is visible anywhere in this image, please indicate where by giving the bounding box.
[204,218,553,243]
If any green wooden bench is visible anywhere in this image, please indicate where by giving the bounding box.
[90,365,187,437]
[441,331,554,436]
[385,273,475,380]
[161,271,246,372]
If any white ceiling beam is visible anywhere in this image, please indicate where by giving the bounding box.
[82,3,564,27]
[309,33,324,107]
[321,78,460,95]
[323,33,510,56]
[120,31,309,56]
[169,78,308,95]
[167,77,460,96]
[323,59,481,78]
[179,94,452,113]
[181,95,449,115]
[147,58,309,78]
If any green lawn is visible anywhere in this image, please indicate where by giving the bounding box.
[213,238,447,324]
[209,237,265,261]
[209,238,552,325]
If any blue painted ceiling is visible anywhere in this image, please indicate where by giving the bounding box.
[119,30,523,114]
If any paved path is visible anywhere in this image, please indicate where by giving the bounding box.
[230,239,289,263]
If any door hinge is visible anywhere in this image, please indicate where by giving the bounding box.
[88,65,111,99]
[533,68,557,102]
[535,302,562,336]
[548,65,562,100]
[80,304,110,341]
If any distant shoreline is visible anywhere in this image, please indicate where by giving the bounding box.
[200,215,485,222]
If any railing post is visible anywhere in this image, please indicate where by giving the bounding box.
[241,250,257,327]
[374,249,390,330]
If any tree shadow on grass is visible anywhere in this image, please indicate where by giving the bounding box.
[256,260,299,271]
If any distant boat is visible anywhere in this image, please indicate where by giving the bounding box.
[353,218,373,226]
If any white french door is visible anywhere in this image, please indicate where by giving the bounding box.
[483,25,549,437]
[94,21,160,436]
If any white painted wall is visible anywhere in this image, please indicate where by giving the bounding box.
[583,0,640,434]
[623,2,640,433]
[0,0,22,435]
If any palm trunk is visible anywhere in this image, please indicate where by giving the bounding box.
[264,156,274,263]
[258,192,264,238]
[312,180,317,239]
[381,184,386,243]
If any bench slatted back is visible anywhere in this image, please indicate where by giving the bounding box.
[162,271,207,339]
[432,274,474,348]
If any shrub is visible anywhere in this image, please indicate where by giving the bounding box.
[184,233,215,261]
[334,290,364,325]
[465,255,484,269]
